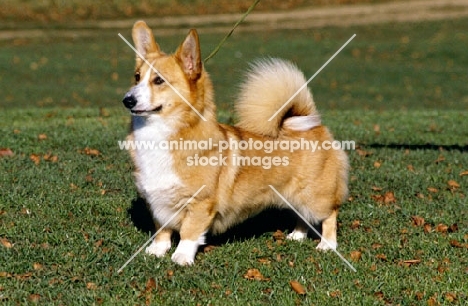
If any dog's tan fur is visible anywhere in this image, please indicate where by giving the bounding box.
[122,21,349,265]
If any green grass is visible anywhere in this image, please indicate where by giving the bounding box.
[1,17,468,305]
[0,107,466,304]
[1,17,467,112]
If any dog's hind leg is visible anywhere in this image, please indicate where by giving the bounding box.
[287,218,309,241]
[316,209,338,251]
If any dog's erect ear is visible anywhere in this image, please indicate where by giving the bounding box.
[132,21,161,57]
[175,29,202,81]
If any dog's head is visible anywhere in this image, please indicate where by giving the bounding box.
[122,21,210,122]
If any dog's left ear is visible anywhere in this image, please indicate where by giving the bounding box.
[176,29,202,81]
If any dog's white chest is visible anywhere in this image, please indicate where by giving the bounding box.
[132,117,183,219]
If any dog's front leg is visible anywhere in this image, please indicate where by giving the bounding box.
[171,199,214,266]
[145,226,173,257]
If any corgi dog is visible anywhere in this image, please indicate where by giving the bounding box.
[122,21,349,265]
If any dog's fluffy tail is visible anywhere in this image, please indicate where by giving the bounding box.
[235,58,319,138]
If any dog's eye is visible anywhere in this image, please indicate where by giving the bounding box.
[134,72,140,83]
[153,76,165,85]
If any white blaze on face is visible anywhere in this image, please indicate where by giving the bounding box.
[125,65,153,112]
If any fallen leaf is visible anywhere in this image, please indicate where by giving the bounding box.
[86,282,97,290]
[371,186,383,191]
[444,292,457,302]
[371,243,383,249]
[427,187,439,193]
[401,259,421,267]
[411,215,425,227]
[384,191,396,204]
[258,258,271,265]
[0,237,13,248]
[272,230,285,241]
[427,295,438,306]
[29,294,41,303]
[350,250,362,262]
[460,170,468,176]
[376,254,387,261]
[289,280,306,295]
[203,245,216,253]
[94,239,103,248]
[145,277,157,292]
[407,164,415,172]
[423,224,432,233]
[43,153,58,162]
[449,240,463,248]
[415,291,425,301]
[329,290,341,298]
[38,134,47,140]
[351,220,360,229]
[30,154,41,165]
[447,180,460,190]
[356,149,372,157]
[435,223,448,233]
[33,263,43,270]
[434,155,445,163]
[0,148,14,157]
[82,147,100,156]
[244,268,269,281]
[371,194,384,203]
[373,161,381,168]
[448,223,458,233]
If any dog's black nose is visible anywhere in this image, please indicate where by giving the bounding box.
[122,95,137,109]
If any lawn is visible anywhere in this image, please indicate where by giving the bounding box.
[1,15,467,305]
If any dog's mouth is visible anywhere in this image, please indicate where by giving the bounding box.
[131,104,163,116]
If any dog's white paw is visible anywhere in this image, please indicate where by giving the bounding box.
[145,240,171,257]
[171,252,194,266]
[171,240,198,266]
[316,239,337,251]
[287,230,308,241]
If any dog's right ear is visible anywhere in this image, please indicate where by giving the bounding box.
[132,21,161,58]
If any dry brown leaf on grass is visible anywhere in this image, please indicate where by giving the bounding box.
[30,153,41,165]
[350,250,362,262]
[86,282,97,290]
[145,277,157,292]
[447,180,460,190]
[289,280,306,295]
[356,149,372,157]
[0,148,14,157]
[351,219,361,229]
[1,237,13,248]
[400,259,421,267]
[427,187,439,193]
[434,155,445,163]
[38,133,47,140]
[435,223,448,233]
[411,215,425,227]
[81,147,100,156]
[460,170,468,176]
[243,268,269,281]
[272,229,285,241]
[29,294,41,303]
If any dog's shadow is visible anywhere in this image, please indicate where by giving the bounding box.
[128,197,321,247]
